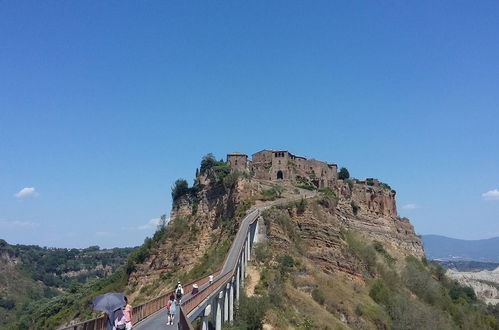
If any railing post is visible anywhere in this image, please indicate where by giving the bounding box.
[201,304,211,330]
[229,277,234,322]
[216,291,224,330]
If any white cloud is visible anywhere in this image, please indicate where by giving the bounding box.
[402,203,417,210]
[14,187,39,198]
[138,217,169,230]
[0,219,39,229]
[482,189,499,201]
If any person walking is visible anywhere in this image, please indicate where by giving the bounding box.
[175,281,184,303]
[113,307,127,330]
[191,283,199,295]
[166,295,177,325]
[123,296,133,330]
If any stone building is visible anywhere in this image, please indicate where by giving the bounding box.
[227,149,338,188]
[226,152,249,172]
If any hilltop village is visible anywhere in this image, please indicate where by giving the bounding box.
[227,149,338,188]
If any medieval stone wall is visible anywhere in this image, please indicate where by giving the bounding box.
[228,149,338,188]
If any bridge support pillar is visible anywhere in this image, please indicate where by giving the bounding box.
[224,283,230,322]
[229,277,234,322]
[216,291,224,330]
[247,232,251,261]
[254,220,259,243]
[201,304,211,330]
[241,252,245,285]
[236,265,241,303]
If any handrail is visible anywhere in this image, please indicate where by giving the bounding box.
[58,270,221,330]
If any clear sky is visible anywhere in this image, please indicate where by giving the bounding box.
[1,1,498,248]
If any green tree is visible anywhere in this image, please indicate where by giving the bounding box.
[171,179,189,202]
[200,153,216,174]
[338,167,350,180]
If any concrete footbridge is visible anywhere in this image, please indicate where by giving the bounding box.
[135,208,262,330]
[61,191,315,330]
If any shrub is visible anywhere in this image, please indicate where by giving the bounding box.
[254,243,270,263]
[212,161,231,182]
[278,255,295,275]
[296,177,317,191]
[338,167,350,180]
[311,288,325,305]
[373,241,395,264]
[260,186,283,201]
[295,198,307,214]
[223,170,240,188]
[318,187,336,198]
[370,280,391,305]
[236,294,269,329]
[351,201,360,215]
[346,232,377,275]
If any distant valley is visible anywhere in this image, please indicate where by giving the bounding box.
[422,235,499,263]
[422,235,499,305]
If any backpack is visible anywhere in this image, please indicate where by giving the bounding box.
[169,301,177,314]
[114,309,127,329]
[176,287,183,297]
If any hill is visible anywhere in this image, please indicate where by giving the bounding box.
[0,239,135,329]
[422,235,499,263]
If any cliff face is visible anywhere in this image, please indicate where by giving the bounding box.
[263,180,423,279]
[127,176,264,302]
[127,171,423,303]
[336,180,423,259]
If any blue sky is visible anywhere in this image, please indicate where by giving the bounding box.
[1,1,498,248]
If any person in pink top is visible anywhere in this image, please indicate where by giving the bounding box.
[123,296,133,330]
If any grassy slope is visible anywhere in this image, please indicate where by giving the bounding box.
[229,201,499,330]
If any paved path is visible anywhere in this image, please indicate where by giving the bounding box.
[134,192,316,329]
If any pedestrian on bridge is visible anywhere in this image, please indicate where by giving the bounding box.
[175,281,184,303]
[191,283,199,295]
[123,296,132,330]
[166,294,177,325]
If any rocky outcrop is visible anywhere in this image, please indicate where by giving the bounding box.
[334,180,423,259]
[128,168,423,300]
[447,267,499,305]
[127,177,263,300]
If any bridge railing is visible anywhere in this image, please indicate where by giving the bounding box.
[58,270,220,330]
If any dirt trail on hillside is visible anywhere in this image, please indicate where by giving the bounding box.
[245,265,261,296]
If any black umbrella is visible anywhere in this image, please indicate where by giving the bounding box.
[92,292,125,315]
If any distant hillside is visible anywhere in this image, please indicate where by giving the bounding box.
[437,260,499,272]
[0,239,135,329]
[422,235,499,263]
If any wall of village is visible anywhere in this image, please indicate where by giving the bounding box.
[227,149,338,188]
